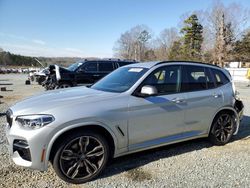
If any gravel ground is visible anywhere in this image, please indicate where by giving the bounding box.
[0,74,249,188]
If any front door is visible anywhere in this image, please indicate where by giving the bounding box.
[128,65,187,151]
[76,62,98,84]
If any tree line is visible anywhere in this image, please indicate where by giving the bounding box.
[0,50,80,67]
[114,1,250,67]
[0,51,41,67]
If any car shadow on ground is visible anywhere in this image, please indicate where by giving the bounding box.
[233,115,250,141]
[100,115,250,181]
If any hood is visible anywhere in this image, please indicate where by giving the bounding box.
[11,86,120,116]
[48,64,72,81]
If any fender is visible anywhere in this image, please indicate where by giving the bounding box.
[43,121,118,170]
[208,106,240,136]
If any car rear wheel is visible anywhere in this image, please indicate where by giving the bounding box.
[53,131,109,184]
[209,112,234,145]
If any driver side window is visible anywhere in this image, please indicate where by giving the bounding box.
[78,62,98,73]
[143,65,181,95]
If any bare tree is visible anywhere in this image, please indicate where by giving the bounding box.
[155,27,179,60]
[113,25,152,61]
[205,0,250,66]
[113,31,133,59]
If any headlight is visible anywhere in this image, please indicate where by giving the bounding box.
[16,115,55,129]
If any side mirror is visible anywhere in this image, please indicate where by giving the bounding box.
[140,85,158,97]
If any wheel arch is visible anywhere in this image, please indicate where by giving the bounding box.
[208,106,239,135]
[44,123,117,170]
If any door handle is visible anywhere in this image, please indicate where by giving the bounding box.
[93,74,100,77]
[212,93,221,98]
[171,98,185,104]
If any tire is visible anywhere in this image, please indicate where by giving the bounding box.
[25,80,31,85]
[56,82,72,89]
[209,112,234,146]
[52,130,109,184]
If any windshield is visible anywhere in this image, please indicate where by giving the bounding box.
[91,67,148,93]
[67,62,83,71]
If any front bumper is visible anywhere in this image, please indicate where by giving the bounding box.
[5,121,52,171]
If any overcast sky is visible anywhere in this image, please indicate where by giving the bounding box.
[0,0,250,57]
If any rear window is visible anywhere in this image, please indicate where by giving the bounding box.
[211,69,230,87]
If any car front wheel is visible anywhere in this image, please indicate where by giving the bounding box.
[53,130,109,184]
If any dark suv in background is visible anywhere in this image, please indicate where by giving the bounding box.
[43,59,137,89]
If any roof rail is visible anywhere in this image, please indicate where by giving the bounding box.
[155,60,220,68]
[122,59,137,62]
[101,58,121,61]
[100,58,137,62]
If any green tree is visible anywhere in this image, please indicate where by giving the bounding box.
[234,31,250,61]
[168,40,184,60]
[181,14,203,60]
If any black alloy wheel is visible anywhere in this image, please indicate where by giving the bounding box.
[209,112,234,145]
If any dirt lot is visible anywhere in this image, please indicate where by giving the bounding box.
[0,74,249,188]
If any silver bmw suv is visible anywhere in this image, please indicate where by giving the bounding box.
[5,61,244,184]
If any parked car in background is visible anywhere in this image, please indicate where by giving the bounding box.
[28,68,49,85]
[5,61,243,184]
[42,59,137,89]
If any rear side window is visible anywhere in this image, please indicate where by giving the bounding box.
[181,65,214,92]
[211,69,230,87]
[98,62,114,72]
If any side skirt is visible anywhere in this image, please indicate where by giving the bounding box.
[114,132,208,158]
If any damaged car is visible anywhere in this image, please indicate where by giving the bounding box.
[43,59,137,89]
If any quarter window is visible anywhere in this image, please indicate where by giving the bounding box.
[212,69,230,87]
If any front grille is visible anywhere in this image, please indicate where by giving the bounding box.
[6,109,13,127]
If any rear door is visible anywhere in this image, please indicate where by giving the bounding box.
[211,68,231,105]
[181,65,223,136]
